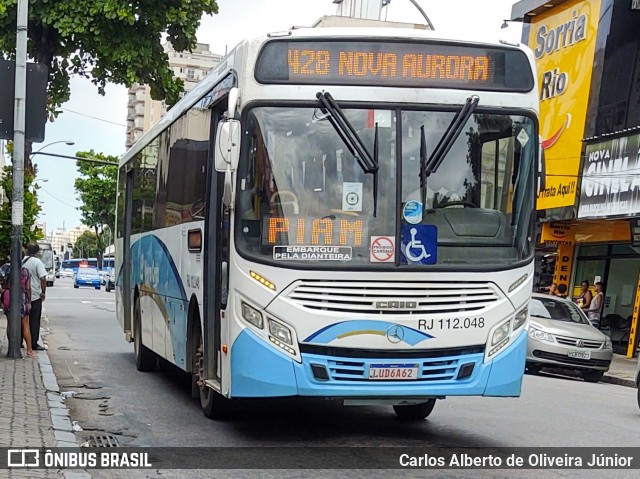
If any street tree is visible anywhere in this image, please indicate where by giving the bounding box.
[0,155,44,261]
[0,0,219,113]
[74,150,118,269]
[72,230,100,259]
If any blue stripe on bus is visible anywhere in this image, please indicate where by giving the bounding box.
[303,320,433,346]
[129,234,189,368]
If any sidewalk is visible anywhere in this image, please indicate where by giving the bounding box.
[602,353,638,388]
[0,315,89,479]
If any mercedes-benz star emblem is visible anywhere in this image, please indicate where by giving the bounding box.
[386,325,405,344]
[576,340,584,348]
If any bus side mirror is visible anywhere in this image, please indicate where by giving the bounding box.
[215,119,241,173]
[537,142,546,196]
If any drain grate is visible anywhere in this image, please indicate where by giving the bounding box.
[86,433,120,447]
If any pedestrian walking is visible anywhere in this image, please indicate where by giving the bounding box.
[21,242,47,351]
[587,282,605,328]
[1,266,35,357]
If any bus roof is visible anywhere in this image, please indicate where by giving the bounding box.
[120,26,536,168]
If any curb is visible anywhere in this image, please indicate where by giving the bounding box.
[38,315,92,479]
[602,374,637,388]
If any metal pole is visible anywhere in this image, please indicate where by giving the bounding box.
[31,151,119,166]
[8,0,29,359]
[408,0,435,30]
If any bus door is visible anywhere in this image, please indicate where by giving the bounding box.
[203,100,230,383]
[122,168,135,337]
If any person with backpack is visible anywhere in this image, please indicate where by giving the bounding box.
[22,242,47,351]
[1,266,35,358]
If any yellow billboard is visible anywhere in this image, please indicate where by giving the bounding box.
[527,0,601,210]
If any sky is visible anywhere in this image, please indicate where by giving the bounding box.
[33,0,523,233]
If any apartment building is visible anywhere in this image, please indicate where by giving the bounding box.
[125,43,223,149]
[49,224,92,258]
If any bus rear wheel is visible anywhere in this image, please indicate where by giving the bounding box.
[393,400,436,420]
[134,299,156,372]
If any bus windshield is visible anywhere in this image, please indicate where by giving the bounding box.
[236,106,536,270]
[38,248,54,271]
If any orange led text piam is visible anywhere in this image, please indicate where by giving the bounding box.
[267,217,364,246]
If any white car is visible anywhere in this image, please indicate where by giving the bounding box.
[62,268,74,278]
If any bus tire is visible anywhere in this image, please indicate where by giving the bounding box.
[193,340,232,419]
[134,298,156,372]
[200,384,233,420]
[393,400,436,420]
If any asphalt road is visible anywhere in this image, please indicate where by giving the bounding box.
[43,279,640,478]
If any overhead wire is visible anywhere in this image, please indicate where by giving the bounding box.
[60,107,127,128]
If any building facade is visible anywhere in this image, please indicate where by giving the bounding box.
[125,43,223,149]
[512,0,640,356]
[49,225,92,258]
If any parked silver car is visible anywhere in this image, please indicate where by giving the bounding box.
[527,293,613,383]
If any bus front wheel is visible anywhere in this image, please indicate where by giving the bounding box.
[134,299,156,372]
[200,385,233,420]
[393,400,436,420]
[195,344,233,420]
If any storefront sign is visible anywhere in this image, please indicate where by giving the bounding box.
[628,272,640,358]
[578,133,640,218]
[525,0,601,210]
[541,220,631,244]
[552,243,575,293]
[540,222,575,244]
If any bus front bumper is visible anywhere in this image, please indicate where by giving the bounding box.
[229,328,526,399]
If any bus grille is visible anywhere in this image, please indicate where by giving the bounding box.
[286,280,501,315]
[321,350,484,382]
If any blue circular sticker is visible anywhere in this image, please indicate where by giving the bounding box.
[403,200,423,225]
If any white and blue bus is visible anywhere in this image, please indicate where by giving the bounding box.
[116,27,541,420]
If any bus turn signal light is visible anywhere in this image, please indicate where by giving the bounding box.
[250,271,276,291]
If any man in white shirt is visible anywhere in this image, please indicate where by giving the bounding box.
[22,242,48,350]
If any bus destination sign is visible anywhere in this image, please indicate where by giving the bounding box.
[255,40,534,92]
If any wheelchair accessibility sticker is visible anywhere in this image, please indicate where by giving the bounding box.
[400,225,437,265]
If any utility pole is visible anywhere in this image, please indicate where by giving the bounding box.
[7,0,28,358]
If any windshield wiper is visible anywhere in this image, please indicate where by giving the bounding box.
[419,125,427,208]
[316,91,379,216]
[424,95,480,180]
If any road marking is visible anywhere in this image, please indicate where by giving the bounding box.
[80,301,92,304]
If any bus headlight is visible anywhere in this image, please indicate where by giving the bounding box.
[513,307,528,330]
[268,319,293,345]
[241,301,263,329]
[488,320,511,358]
[491,320,511,346]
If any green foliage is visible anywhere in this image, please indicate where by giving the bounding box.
[0,164,44,261]
[72,230,99,259]
[0,0,219,111]
[74,150,118,264]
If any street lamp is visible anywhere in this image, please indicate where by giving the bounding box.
[31,140,75,158]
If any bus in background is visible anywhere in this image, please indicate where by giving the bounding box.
[60,258,89,275]
[102,257,115,270]
[116,27,542,420]
[36,240,56,287]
